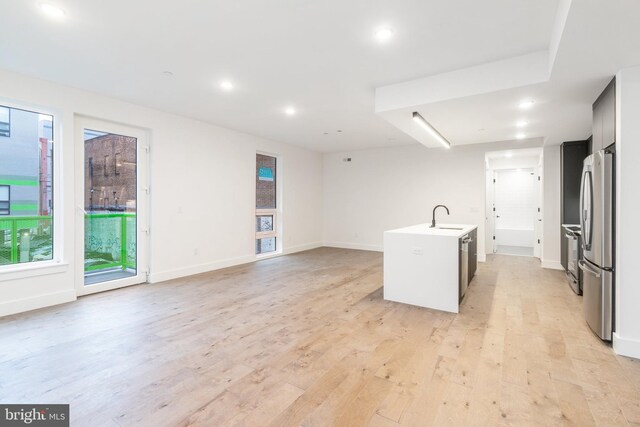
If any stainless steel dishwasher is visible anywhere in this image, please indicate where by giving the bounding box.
[459,233,470,301]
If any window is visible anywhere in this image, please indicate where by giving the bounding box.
[114,153,121,175]
[0,186,9,215]
[255,153,278,255]
[0,106,9,137]
[0,104,54,267]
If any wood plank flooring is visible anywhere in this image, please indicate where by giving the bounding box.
[1,248,639,426]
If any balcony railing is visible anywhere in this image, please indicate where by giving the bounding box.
[0,216,53,265]
[85,213,136,272]
[0,213,136,272]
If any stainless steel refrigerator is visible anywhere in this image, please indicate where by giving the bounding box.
[579,149,614,340]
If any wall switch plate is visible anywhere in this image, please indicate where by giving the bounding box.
[412,248,424,255]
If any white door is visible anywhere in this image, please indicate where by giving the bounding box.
[75,117,149,296]
[534,166,542,259]
[493,168,536,253]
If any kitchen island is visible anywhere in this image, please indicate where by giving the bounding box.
[383,223,478,313]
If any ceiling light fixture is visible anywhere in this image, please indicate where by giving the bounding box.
[516,133,526,139]
[219,80,234,91]
[506,153,513,158]
[39,3,65,19]
[516,120,528,127]
[412,112,451,149]
[519,100,535,109]
[284,107,296,116]
[374,27,394,43]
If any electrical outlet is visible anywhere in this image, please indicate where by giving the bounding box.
[412,248,424,256]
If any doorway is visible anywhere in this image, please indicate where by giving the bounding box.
[493,168,537,256]
[75,117,149,295]
[485,148,543,258]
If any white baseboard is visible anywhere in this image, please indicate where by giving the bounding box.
[149,254,256,284]
[0,289,76,318]
[323,241,383,252]
[478,253,487,263]
[149,241,323,284]
[613,333,640,359]
[283,241,323,255]
[541,260,564,270]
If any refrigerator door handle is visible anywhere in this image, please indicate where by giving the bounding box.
[579,260,601,278]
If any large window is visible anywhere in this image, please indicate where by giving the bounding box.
[0,107,9,138]
[0,105,54,266]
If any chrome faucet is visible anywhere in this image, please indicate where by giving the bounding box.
[430,205,450,228]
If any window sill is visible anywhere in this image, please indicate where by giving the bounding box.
[0,260,69,283]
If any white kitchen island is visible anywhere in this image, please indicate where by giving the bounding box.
[383,223,478,313]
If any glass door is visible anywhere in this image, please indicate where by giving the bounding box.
[75,117,148,295]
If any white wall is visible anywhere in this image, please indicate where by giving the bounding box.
[541,145,562,269]
[487,155,541,170]
[0,69,323,316]
[322,138,558,264]
[614,66,640,359]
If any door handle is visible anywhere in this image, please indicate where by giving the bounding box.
[579,260,601,278]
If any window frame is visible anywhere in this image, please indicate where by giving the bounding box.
[255,151,282,258]
[0,99,65,279]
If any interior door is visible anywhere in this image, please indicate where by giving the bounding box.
[534,166,542,259]
[75,117,149,295]
[493,168,536,252]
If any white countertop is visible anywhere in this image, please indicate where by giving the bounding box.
[385,223,477,238]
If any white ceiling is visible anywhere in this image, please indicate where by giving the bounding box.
[0,0,562,152]
[376,0,640,148]
[1,1,638,152]
[485,147,543,160]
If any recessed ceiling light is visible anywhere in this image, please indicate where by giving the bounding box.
[39,3,65,19]
[219,80,234,91]
[519,100,535,109]
[284,107,296,116]
[505,153,513,158]
[374,27,394,43]
[516,133,526,139]
[516,120,528,127]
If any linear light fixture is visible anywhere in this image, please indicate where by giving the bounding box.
[412,112,451,149]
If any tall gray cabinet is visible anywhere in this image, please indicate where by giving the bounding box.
[592,78,616,153]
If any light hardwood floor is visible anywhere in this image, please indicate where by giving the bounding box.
[1,248,639,426]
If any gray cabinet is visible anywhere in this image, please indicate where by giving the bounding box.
[459,228,478,302]
[592,78,616,153]
[468,228,477,282]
